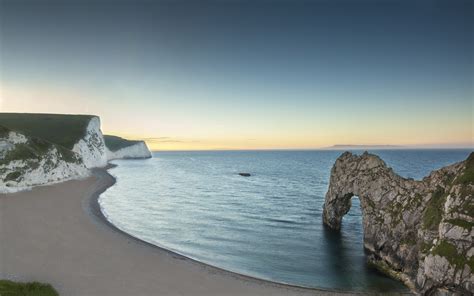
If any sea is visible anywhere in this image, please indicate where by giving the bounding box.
[98,149,472,292]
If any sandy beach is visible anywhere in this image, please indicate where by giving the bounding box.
[0,168,399,296]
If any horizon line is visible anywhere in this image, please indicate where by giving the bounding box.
[149,147,474,152]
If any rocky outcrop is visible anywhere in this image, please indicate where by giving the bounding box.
[323,151,473,295]
[0,126,89,193]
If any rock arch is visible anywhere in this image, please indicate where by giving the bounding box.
[322,151,473,295]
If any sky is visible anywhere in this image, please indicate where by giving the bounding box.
[0,0,472,150]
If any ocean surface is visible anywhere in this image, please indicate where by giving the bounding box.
[99,149,472,292]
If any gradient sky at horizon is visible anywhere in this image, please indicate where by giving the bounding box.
[0,0,472,150]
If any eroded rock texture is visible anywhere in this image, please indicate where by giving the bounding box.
[323,151,473,295]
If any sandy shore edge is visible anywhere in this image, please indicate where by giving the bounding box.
[88,167,351,294]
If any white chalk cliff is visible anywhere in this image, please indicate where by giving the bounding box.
[72,116,108,168]
[1,115,152,193]
[0,128,89,193]
[106,141,152,160]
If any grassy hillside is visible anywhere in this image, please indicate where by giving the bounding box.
[0,280,59,296]
[0,113,94,150]
[104,135,142,152]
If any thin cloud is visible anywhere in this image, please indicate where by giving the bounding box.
[144,137,200,144]
[143,137,172,141]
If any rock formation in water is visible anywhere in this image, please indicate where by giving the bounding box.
[323,151,473,295]
[239,173,251,177]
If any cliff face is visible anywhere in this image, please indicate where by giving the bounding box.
[103,135,152,160]
[323,152,473,295]
[106,142,152,160]
[0,114,108,169]
[1,113,153,193]
[71,116,108,168]
[0,126,89,193]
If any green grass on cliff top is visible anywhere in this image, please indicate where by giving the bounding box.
[0,113,94,150]
[0,280,58,296]
[0,125,81,168]
[104,135,141,152]
[0,125,10,137]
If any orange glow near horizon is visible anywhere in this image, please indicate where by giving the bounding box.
[1,82,473,151]
[108,131,474,151]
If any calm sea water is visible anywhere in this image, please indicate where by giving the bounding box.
[99,149,471,292]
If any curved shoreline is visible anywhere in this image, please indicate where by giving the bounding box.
[1,163,413,295]
[90,166,411,295]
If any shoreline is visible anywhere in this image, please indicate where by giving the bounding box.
[0,164,413,295]
[90,165,412,295]
[88,166,357,295]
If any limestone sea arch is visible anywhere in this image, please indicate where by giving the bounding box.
[323,151,473,295]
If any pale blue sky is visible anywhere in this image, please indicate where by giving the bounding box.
[0,0,472,149]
